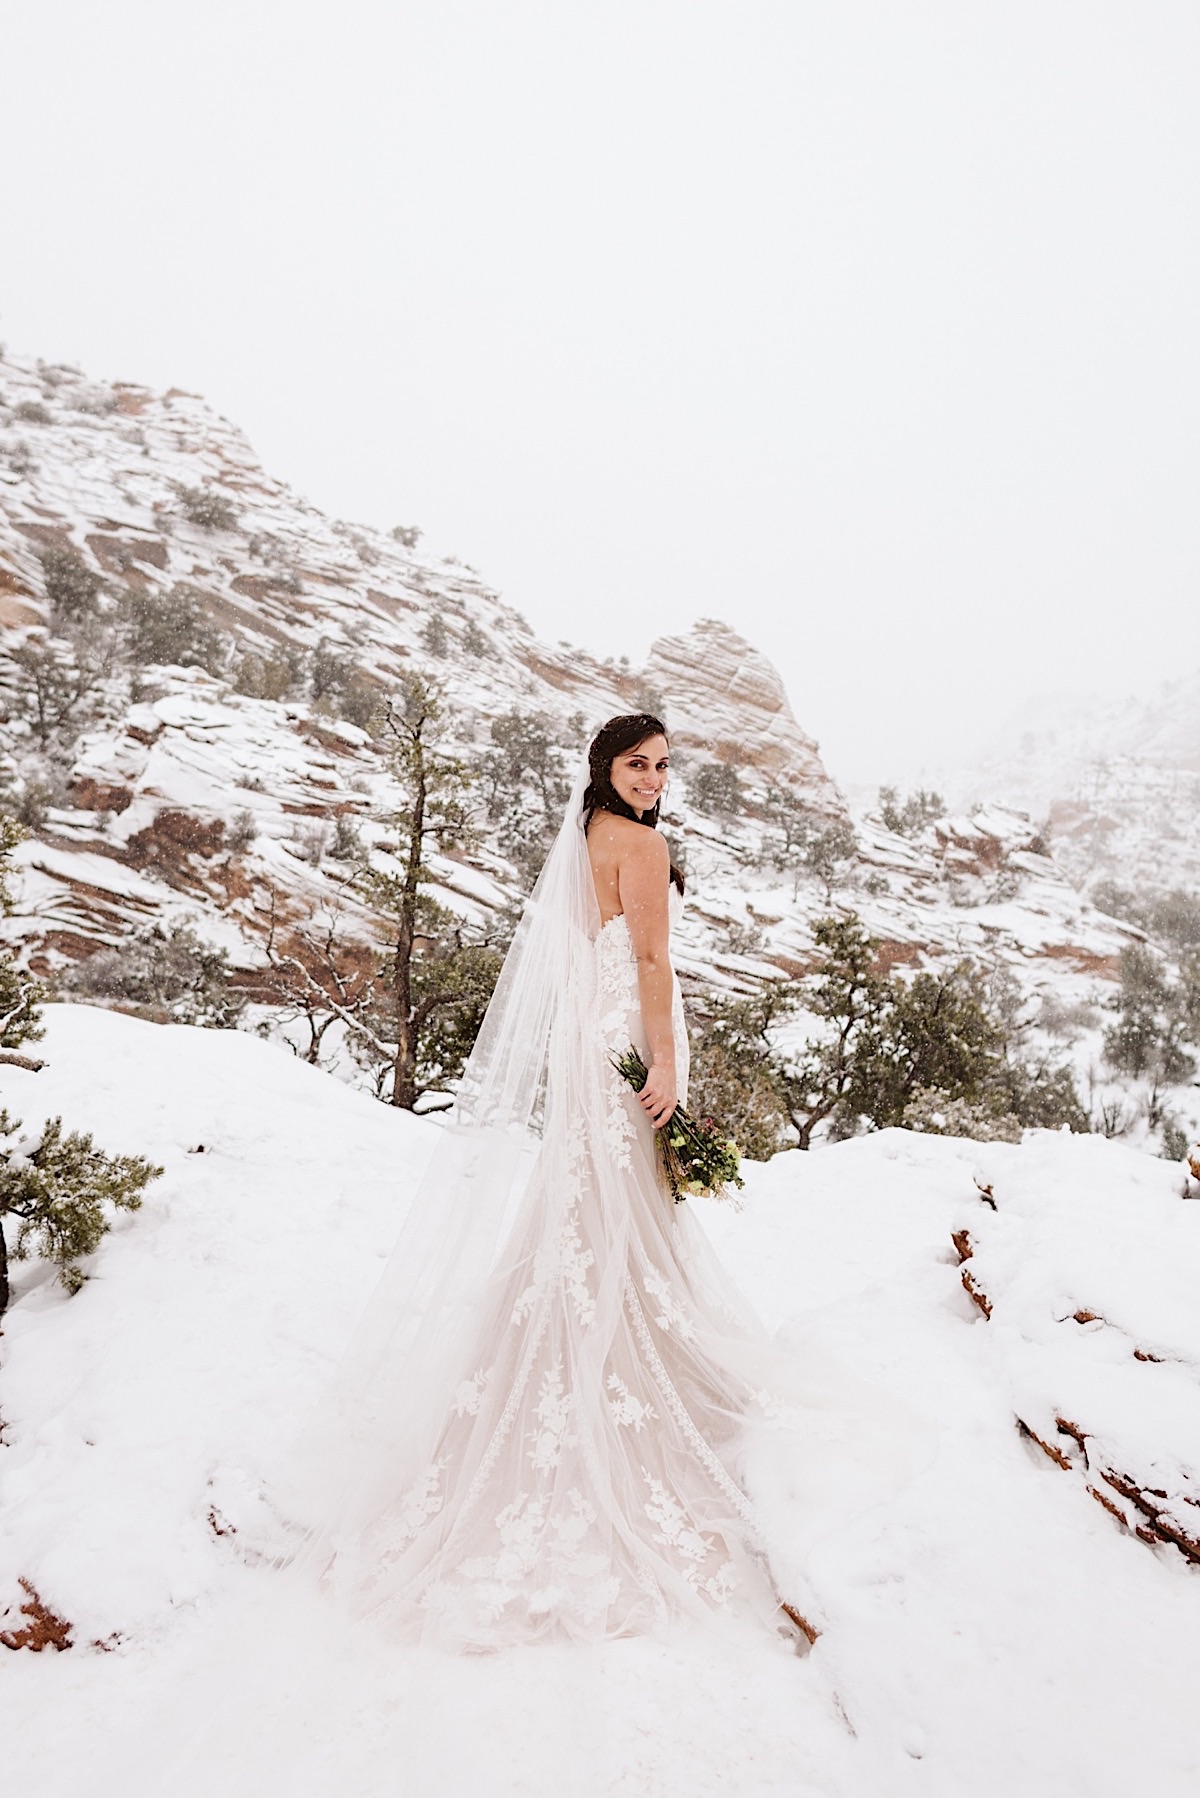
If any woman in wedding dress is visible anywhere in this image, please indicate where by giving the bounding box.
[286,713,803,1651]
[112,713,934,1796]
[283,712,924,1658]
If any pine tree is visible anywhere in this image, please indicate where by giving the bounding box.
[686,987,794,1162]
[174,483,239,533]
[1104,943,1195,1085]
[846,960,1008,1129]
[39,542,103,623]
[760,786,814,863]
[878,786,945,836]
[0,811,163,1310]
[0,1110,162,1314]
[61,921,244,1027]
[480,708,574,888]
[419,613,451,658]
[688,761,744,821]
[119,582,225,673]
[0,814,47,1070]
[758,791,857,898]
[776,915,891,1147]
[357,675,501,1108]
[687,916,889,1153]
[799,819,857,900]
[7,635,111,746]
[687,913,1087,1152]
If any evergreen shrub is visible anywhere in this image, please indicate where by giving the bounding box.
[688,761,744,821]
[175,484,239,532]
[0,1110,161,1309]
[120,583,225,673]
[39,544,102,621]
[61,923,244,1028]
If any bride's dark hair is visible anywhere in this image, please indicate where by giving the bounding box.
[583,712,685,893]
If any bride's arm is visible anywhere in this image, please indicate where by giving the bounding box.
[618,829,678,1129]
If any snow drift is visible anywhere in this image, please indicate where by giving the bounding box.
[2,1005,1198,1796]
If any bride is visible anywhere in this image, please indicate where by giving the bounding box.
[281,712,887,1652]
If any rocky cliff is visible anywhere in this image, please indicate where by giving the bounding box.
[0,346,1142,1088]
[949,679,1200,900]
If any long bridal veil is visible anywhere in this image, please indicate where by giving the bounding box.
[269,755,607,1570]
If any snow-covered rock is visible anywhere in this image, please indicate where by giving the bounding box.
[949,677,1200,898]
[0,348,1139,1053]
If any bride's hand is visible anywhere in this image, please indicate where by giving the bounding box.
[639,1062,678,1129]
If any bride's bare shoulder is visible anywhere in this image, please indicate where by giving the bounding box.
[588,812,667,866]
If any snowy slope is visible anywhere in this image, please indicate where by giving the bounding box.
[3,1007,1198,1797]
[0,345,1138,1039]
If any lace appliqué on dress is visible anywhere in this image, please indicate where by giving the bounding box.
[623,1274,764,1537]
[607,1371,657,1433]
[511,1117,597,1330]
[594,916,641,1170]
[641,1474,739,1606]
[527,1358,576,1472]
[644,1266,699,1342]
[354,879,781,1647]
[378,1460,446,1567]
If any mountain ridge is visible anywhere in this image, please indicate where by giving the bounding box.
[944,678,1200,898]
[0,344,1148,1110]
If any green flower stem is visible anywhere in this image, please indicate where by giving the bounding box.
[610,1046,745,1204]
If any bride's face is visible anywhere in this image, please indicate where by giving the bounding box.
[610,734,670,818]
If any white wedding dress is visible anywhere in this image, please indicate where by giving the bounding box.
[276,767,928,1661]
[316,888,789,1649]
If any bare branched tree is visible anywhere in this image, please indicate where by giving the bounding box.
[254,888,381,1066]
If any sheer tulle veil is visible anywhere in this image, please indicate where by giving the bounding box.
[270,752,606,1569]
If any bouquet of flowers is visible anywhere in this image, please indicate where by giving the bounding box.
[610,1046,745,1205]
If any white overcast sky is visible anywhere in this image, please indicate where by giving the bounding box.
[2,1,1197,786]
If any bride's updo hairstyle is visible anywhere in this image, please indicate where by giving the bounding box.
[583,712,684,893]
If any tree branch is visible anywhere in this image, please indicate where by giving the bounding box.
[267,951,392,1055]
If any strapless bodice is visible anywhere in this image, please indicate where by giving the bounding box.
[594,882,685,945]
[592,889,689,1105]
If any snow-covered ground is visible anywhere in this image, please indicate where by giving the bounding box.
[2,1006,1198,1796]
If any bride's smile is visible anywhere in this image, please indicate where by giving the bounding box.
[609,738,670,817]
